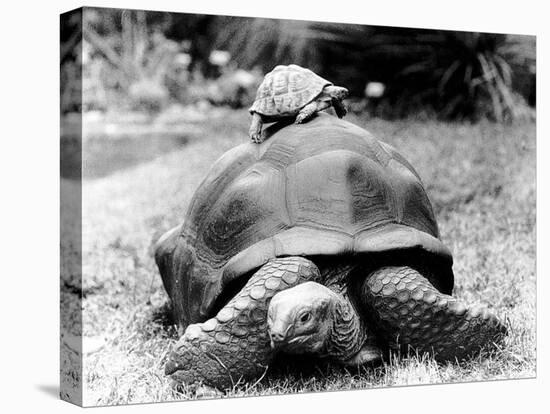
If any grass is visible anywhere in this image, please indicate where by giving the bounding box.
[62,109,535,406]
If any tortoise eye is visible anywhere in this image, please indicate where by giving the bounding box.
[299,312,311,323]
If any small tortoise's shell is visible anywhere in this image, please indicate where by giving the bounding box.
[249,64,332,116]
[155,114,454,330]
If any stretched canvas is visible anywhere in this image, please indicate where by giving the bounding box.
[60,6,536,406]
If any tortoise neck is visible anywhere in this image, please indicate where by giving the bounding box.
[325,295,365,361]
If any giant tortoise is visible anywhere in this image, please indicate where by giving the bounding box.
[155,113,506,391]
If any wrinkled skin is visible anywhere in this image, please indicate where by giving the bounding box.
[267,266,506,364]
[268,282,344,354]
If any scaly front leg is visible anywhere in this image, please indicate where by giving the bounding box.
[249,113,265,143]
[332,98,347,118]
[165,257,321,391]
[296,100,330,124]
[360,266,507,361]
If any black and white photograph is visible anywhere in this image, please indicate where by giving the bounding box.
[58,4,538,407]
[56,1,539,409]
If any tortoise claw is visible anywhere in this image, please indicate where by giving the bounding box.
[251,132,265,144]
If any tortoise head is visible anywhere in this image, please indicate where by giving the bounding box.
[267,282,341,355]
[324,85,349,100]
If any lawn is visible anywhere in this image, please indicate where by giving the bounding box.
[62,109,536,406]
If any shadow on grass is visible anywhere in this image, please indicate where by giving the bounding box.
[151,302,177,328]
[265,353,383,383]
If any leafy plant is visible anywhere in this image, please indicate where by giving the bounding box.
[374,31,534,121]
[212,17,326,73]
[82,9,178,112]
[216,17,535,121]
[326,27,535,121]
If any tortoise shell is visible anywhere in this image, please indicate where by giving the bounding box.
[249,64,332,116]
[155,114,454,329]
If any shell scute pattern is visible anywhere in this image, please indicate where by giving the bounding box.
[253,65,331,116]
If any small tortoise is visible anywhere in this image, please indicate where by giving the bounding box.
[248,64,348,143]
[155,114,506,391]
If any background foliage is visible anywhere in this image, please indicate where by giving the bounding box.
[61,8,535,121]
